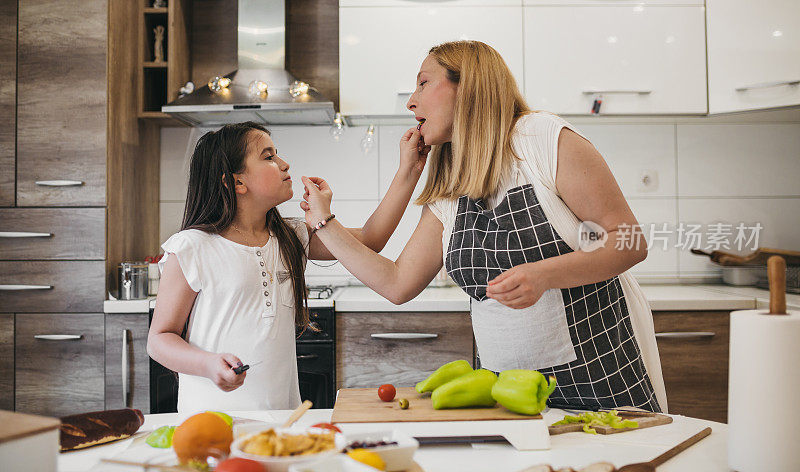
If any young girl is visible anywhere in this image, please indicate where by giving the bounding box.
[147,121,429,412]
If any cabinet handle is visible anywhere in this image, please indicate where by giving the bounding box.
[655,332,715,339]
[0,284,53,290]
[735,80,800,92]
[396,91,413,96]
[34,180,84,187]
[582,89,652,95]
[371,333,438,340]
[34,334,82,341]
[122,329,130,408]
[297,354,318,361]
[0,232,52,238]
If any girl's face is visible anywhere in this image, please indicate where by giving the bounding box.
[406,54,458,145]
[235,130,293,206]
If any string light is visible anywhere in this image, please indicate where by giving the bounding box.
[360,125,376,154]
[289,80,310,97]
[208,76,231,93]
[330,113,345,141]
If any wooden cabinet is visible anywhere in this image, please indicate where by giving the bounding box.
[0,1,15,207]
[0,314,13,411]
[653,310,730,423]
[15,313,105,417]
[523,3,707,115]
[105,314,150,413]
[0,261,105,313]
[336,311,474,388]
[0,209,105,260]
[16,0,107,206]
[339,2,524,116]
[707,0,800,113]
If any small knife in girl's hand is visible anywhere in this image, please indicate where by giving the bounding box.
[233,360,263,374]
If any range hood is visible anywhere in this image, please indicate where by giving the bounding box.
[162,0,335,126]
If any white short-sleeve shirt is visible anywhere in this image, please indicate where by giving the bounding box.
[158,218,309,413]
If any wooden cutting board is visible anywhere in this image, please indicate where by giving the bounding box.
[547,410,672,435]
[331,387,541,423]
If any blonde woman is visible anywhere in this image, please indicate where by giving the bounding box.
[300,40,667,412]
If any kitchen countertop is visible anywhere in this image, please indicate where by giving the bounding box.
[57,408,727,472]
[103,284,799,314]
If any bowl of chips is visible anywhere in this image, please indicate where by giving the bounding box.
[230,426,346,472]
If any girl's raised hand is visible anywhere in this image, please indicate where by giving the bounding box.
[300,176,333,227]
[204,352,247,392]
[399,127,430,177]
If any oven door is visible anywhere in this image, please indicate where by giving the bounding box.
[296,343,335,409]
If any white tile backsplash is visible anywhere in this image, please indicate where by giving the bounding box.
[160,119,800,282]
[269,126,381,200]
[677,124,800,197]
[578,124,677,198]
[677,197,800,275]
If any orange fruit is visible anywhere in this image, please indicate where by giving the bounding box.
[172,412,233,465]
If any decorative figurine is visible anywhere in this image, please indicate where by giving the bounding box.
[153,25,165,62]
[153,0,166,8]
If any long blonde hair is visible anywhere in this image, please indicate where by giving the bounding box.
[416,41,531,204]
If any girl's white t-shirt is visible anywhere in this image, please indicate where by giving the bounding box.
[158,218,309,414]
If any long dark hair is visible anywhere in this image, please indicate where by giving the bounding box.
[181,121,308,329]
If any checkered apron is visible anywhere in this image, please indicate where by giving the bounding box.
[445,183,661,411]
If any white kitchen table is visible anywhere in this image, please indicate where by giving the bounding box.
[58,408,729,472]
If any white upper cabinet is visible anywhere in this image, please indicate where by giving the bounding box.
[707,0,800,114]
[523,4,707,115]
[339,2,524,116]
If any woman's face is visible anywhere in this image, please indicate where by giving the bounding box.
[236,130,293,206]
[406,54,458,145]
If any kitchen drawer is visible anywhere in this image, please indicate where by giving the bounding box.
[0,314,13,411]
[336,312,474,389]
[0,261,105,312]
[105,314,150,413]
[297,343,334,374]
[15,313,105,417]
[0,208,105,260]
[653,310,729,423]
[16,0,106,207]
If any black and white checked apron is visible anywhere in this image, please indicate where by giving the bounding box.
[445,183,661,412]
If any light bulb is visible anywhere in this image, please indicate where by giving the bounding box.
[360,125,376,154]
[248,80,268,97]
[289,80,309,97]
[329,113,345,141]
[208,76,231,93]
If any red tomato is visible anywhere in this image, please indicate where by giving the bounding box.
[311,422,342,433]
[378,384,396,402]
[215,457,267,472]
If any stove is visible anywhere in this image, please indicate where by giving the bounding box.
[307,285,335,299]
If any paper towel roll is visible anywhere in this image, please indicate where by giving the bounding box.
[728,309,800,472]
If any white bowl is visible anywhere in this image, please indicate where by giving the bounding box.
[342,430,419,472]
[230,426,346,472]
[288,455,382,472]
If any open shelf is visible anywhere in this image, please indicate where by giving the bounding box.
[138,0,190,123]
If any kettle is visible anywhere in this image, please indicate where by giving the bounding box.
[117,262,149,300]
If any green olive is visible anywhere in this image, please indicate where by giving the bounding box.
[398,398,409,410]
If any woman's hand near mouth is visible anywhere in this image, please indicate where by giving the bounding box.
[300,176,333,226]
[399,126,430,178]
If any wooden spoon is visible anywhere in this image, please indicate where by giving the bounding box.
[616,427,711,471]
[281,400,313,428]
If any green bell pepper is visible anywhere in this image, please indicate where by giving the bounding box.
[415,359,473,393]
[490,369,557,415]
[431,368,497,409]
[145,425,176,448]
[551,410,638,434]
